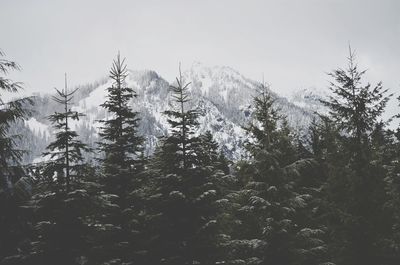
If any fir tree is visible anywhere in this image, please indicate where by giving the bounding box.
[161,64,200,172]
[145,65,226,265]
[383,124,400,264]
[14,75,95,265]
[98,52,143,204]
[322,47,391,158]
[16,164,121,265]
[224,82,329,265]
[0,50,33,190]
[318,47,393,265]
[0,50,33,262]
[145,65,199,265]
[42,75,90,192]
[96,53,145,264]
[198,131,230,174]
[11,77,122,265]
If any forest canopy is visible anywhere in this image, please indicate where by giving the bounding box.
[1,49,400,265]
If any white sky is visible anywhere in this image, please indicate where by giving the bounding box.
[1,0,399,107]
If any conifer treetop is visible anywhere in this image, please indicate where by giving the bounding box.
[323,46,392,138]
[43,74,89,192]
[0,50,33,175]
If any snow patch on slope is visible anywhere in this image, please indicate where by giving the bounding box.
[24,117,50,139]
[22,63,319,162]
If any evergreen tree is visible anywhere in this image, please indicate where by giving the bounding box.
[198,131,230,174]
[9,77,122,265]
[224,83,329,265]
[0,50,33,189]
[318,47,393,265]
[145,65,226,265]
[160,64,200,172]
[383,125,400,264]
[41,75,90,192]
[98,53,144,204]
[0,50,33,263]
[145,65,199,265]
[96,53,145,264]
[13,76,93,265]
[13,164,122,265]
[368,102,400,264]
[322,47,391,158]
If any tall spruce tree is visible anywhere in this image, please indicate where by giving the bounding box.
[0,70,124,264]
[42,75,90,192]
[98,53,143,203]
[0,50,33,262]
[322,47,391,157]
[383,118,400,263]
[224,83,329,265]
[318,47,392,265]
[146,65,200,265]
[161,64,200,172]
[145,65,226,265]
[0,50,33,189]
[16,75,95,265]
[96,53,145,264]
[11,76,123,265]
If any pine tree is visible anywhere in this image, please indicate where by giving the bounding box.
[318,47,392,265]
[10,76,124,265]
[0,50,33,262]
[16,164,122,265]
[145,65,226,265]
[96,53,145,264]
[198,131,230,174]
[322,47,391,158]
[42,75,90,192]
[98,53,143,204]
[161,64,200,172]
[383,124,400,264]
[13,75,93,265]
[188,131,229,265]
[0,50,33,189]
[145,65,199,265]
[224,83,329,265]
[364,103,400,264]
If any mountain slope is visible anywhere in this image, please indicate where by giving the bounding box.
[16,63,319,163]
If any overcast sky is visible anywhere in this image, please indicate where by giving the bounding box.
[1,0,399,104]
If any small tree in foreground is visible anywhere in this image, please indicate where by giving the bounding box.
[42,75,90,192]
[0,50,33,262]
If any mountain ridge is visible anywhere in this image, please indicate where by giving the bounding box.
[16,63,321,163]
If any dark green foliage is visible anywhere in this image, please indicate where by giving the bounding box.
[96,53,145,264]
[161,65,200,172]
[3,46,400,265]
[144,67,199,264]
[144,66,228,265]
[42,79,90,192]
[322,48,391,153]
[223,83,329,265]
[98,53,144,201]
[0,51,33,263]
[6,75,122,265]
[6,76,98,265]
[0,50,33,187]
[198,131,230,174]
[383,126,400,262]
[9,166,120,265]
[314,48,394,265]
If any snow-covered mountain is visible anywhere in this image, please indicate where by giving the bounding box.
[16,63,322,163]
[289,87,328,114]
